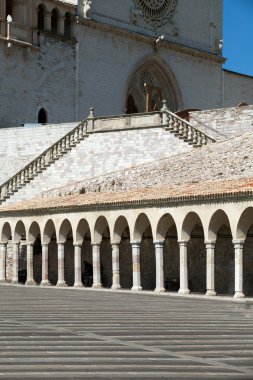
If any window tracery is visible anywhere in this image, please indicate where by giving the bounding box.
[133,0,177,27]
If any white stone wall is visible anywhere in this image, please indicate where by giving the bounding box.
[190,105,253,139]
[223,70,253,108]
[4,126,193,204]
[0,123,78,184]
[0,34,76,127]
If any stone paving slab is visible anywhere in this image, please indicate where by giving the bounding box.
[0,286,253,379]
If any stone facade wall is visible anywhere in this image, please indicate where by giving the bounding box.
[0,34,76,127]
[5,126,193,204]
[190,105,253,139]
[0,123,77,184]
[223,70,253,108]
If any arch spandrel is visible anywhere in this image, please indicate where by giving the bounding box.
[155,213,178,241]
[207,209,233,241]
[0,222,12,243]
[180,211,205,241]
[58,219,73,244]
[236,207,253,241]
[92,216,111,245]
[27,221,41,244]
[42,219,57,245]
[74,218,91,245]
[13,220,26,243]
[112,215,131,244]
[133,213,154,242]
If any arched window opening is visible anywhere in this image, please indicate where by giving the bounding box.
[38,108,47,124]
[5,0,13,18]
[64,12,71,38]
[37,4,45,30]
[51,8,58,34]
[126,95,138,114]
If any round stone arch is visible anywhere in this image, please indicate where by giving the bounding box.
[13,220,26,243]
[0,222,12,243]
[235,207,253,240]
[125,56,182,114]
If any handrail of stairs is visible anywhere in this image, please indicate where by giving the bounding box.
[0,118,89,203]
[160,100,216,147]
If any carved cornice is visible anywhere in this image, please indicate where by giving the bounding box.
[76,17,225,64]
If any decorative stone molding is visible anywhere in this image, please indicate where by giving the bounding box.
[133,0,177,27]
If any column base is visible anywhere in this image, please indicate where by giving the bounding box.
[111,284,121,290]
[74,283,84,288]
[155,287,166,293]
[178,288,190,295]
[206,290,216,296]
[234,291,245,298]
[11,280,19,284]
[56,281,67,287]
[25,280,36,286]
[40,280,51,286]
[131,286,142,291]
[92,283,103,289]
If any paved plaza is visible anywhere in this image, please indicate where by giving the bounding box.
[0,286,253,379]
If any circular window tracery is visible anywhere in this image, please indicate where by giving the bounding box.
[133,0,177,27]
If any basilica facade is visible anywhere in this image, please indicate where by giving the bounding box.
[0,0,253,127]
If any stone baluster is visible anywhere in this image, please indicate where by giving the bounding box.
[173,118,179,133]
[192,130,197,145]
[0,243,7,282]
[66,135,70,149]
[26,243,36,285]
[154,241,165,293]
[161,99,168,125]
[178,240,190,294]
[16,173,21,188]
[74,244,83,287]
[168,115,173,130]
[78,126,83,139]
[205,240,216,296]
[11,242,19,284]
[53,145,57,158]
[70,132,75,146]
[61,138,66,152]
[74,129,79,141]
[201,134,207,145]
[233,240,245,298]
[21,171,25,184]
[131,241,142,291]
[111,243,121,290]
[182,124,188,140]
[40,243,51,286]
[178,121,184,136]
[197,131,202,146]
[92,243,102,288]
[13,177,17,189]
[56,243,67,287]
[33,161,37,174]
[28,165,33,178]
[187,127,193,142]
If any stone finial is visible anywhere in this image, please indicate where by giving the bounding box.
[161,99,168,111]
[6,15,12,23]
[88,106,95,119]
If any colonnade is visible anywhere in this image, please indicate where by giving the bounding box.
[0,236,247,298]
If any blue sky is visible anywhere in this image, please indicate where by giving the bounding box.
[223,0,253,76]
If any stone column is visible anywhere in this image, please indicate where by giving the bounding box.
[178,240,190,294]
[111,243,121,290]
[131,241,142,291]
[92,244,102,288]
[205,240,216,296]
[74,244,83,287]
[26,243,36,285]
[56,243,66,287]
[44,11,52,31]
[0,243,7,283]
[154,241,165,293]
[40,244,50,286]
[233,240,245,298]
[11,243,19,284]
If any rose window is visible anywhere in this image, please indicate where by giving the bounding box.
[133,0,177,27]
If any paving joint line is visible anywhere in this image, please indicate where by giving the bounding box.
[0,315,252,377]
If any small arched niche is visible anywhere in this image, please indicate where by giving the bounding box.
[38,108,47,124]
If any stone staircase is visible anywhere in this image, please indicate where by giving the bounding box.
[0,104,215,205]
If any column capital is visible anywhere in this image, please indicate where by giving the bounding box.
[73,243,82,248]
[178,240,188,247]
[111,242,120,249]
[41,243,49,248]
[153,240,164,247]
[233,239,245,246]
[130,240,141,247]
[205,240,216,245]
[57,242,65,246]
[91,242,100,247]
